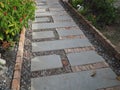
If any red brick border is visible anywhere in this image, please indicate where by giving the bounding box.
[11,27,26,90]
[59,34,86,40]
[71,61,109,72]
[64,46,95,54]
[60,0,120,60]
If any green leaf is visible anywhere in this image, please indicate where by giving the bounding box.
[12,32,15,36]
[0,2,4,8]
[0,33,4,40]
[8,24,14,27]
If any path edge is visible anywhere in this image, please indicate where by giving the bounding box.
[60,0,120,60]
[11,27,26,90]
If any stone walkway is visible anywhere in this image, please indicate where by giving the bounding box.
[31,0,120,90]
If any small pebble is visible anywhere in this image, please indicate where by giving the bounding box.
[0,59,6,65]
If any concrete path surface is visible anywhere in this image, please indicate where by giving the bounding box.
[31,0,120,90]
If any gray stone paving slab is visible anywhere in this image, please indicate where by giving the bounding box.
[49,5,63,8]
[52,15,72,21]
[49,8,65,12]
[57,29,84,36]
[35,12,52,17]
[31,68,120,90]
[49,7,64,10]
[31,55,62,71]
[37,3,46,6]
[32,31,55,39]
[47,4,63,8]
[48,2,61,5]
[67,51,104,66]
[35,11,68,17]
[36,8,48,13]
[36,6,48,9]
[32,38,92,52]
[34,17,51,23]
[32,22,77,30]
[47,0,59,2]
[35,8,48,13]
[56,26,80,30]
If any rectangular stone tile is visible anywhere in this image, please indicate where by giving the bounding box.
[57,30,84,37]
[56,26,80,30]
[49,8,65,12]
[31,55,62,71]
[34,17,51,23]
[31,68,120,90]
[52,15,72,21]
[35,8,47,13]
[32,38,92,52]
[32,31,55,39]
[47,2,61,6]
[36,6,48,9]
[49,7,64,10]
[49,5,63,9]
[32,22,77,30]
[36,8,49,13]
[35,11,68,17]
[47,0,60,2]
[35,12,52,17]
[67,51,104,66]
[37,3,46,6]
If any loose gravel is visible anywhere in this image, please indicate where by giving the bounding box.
[0,45,18,90]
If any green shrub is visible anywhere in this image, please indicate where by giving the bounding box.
[71,0,83,8]
[0,0,36,48]
[71,0,117,27]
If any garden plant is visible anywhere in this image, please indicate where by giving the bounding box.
[0,0,36,89]
[71,0,118,27]
[0,0,36,50]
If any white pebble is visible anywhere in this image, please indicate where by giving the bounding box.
[0,58,6,65]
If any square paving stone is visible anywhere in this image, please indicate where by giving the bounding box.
[32,38,92,52]
[67,51,104,66]
[31,68,120,90]
[32,22,77,30]
[57,29,84,37]
[32,31,55,39]
[31,55,62,71]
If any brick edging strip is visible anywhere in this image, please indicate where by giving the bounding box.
[60,0,120,60]
[11,27,26,90]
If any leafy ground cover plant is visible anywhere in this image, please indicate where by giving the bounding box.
[0,0,36,50]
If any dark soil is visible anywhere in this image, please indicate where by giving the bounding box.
[102,24,120,52]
